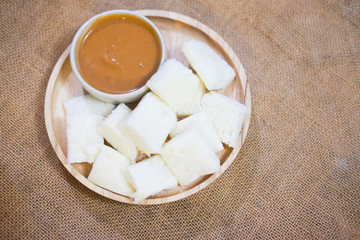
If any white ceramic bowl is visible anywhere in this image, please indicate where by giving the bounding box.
[70,10,166,103]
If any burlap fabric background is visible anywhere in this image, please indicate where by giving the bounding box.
[1,0,359,239]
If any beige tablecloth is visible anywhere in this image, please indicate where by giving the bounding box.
[1,0,359,239]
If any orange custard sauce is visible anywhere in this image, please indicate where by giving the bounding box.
[77,14,162,94]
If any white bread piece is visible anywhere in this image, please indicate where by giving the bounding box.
[84,143,103,163]
[99,104,138,163]
[201,91,247,147]
[170,111,223,153]
[66,114,104,163]
[64,95,115,117]
[176,76,206,116]
[88,145,134,197]
[161,129,220,186]
[182,40,236,90]
[121,92,177,155]
[124,155,177,201]
[146,59,200,113]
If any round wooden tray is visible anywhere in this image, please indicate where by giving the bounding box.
[44,10,251,205]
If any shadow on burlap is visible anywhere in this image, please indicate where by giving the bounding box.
[1,0,359,239]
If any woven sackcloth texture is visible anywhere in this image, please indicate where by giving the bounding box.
[1,0,359,239]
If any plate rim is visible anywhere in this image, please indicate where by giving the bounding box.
[44,10,252,205]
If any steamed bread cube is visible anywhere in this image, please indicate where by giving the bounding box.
[161,129,220,186]
[201,91,247,147]
[121,92,177,155]
[182,40,236,90]
[146,59,200,113]
[177,76,206,116]
[66,114,104,163]
[64,95,115,117]
[170,111,223,153]
[99,104,138,163]
[88,145,134,197]
[124,155,178,201]
[84,143,103,163]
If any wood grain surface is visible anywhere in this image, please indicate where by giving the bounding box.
[44,10,251,204]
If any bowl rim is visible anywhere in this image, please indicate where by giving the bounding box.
[69,9,166,103]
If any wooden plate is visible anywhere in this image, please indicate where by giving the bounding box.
[44,10,251,205]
